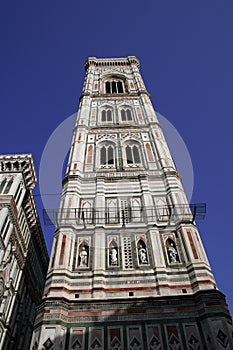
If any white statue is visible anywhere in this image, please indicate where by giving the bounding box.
[110,246,118,265]
[168,242,178,263]
[79,246,88,267]
[138,245,147,264]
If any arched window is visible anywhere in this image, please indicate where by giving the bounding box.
[105,80,124,94]
[126,144,141,165]
[156,198,170,222]
[100,145,115,165]
[121,108,132,122]
[81,200,93,224]
[106,81,111,93]
[101,109,112,122]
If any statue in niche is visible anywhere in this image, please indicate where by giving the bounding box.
[110,246,118,266]
[138,245,148,264]
[167,241,178,263]
[79,246,88,267]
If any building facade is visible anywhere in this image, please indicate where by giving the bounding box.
[32,57,232,349]
[0,154,49,350]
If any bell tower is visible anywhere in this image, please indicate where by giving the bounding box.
[32,57,232,350]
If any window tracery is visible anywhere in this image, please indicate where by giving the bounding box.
[101,109,113,122]
[121,108,132,122]
[125,144,141,165]
[105,80,124,94]
[98,142,116,169]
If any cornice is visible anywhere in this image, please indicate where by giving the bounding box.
[0,154,36,190]
[85,56,140,70]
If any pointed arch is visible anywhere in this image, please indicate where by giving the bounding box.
[106,198,118,223]
[81,200,93,223]
[119,105,134,123]
[99,103,114,124]
[123,140,142,167]
[98,140,116,168]
[155,198,169,222]
[131,198,142,222]
[102,74,126,94]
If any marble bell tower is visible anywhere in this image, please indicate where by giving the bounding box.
[31,57,232,350]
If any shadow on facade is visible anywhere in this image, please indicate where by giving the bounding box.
[1,226,48,350]
[34,289,233,350]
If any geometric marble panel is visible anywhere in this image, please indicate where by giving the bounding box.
[108,327,124,350]
[127,326,144,350]
[70,328,85,350]
[183,325,201,350]
[146,325,162,349]
[165,325,182,350]
[88,327,104,350]
[217,329,229,348]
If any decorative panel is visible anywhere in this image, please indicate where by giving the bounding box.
[183,324,201,350]
[165,325,182,350]
[88,327,104,350]
[146,325,163,350]
[127,326,144,350]
[186,230,198,259]
[123,237,133,269]
[108,327,124,350]
[70,328,85,350]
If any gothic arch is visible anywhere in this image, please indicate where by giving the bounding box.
[101,74,128,94]
[131,197,142,222]
[81,200,93,223]
[99,103,114,123]
[119,104,134,122]
[122,139,143,167]
[97,140,117,168]
[155,198,170,222]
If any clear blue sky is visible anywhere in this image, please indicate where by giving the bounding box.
[1,1,232,315]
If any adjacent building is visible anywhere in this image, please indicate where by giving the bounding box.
[0,154,49,349]
[32,57,232,349]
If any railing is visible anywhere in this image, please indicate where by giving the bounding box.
[43,203,206,227]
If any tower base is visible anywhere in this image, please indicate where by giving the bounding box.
[32,289,232,349]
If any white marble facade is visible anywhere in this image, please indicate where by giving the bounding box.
[0,155,48,350]
[31,57,232,350]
